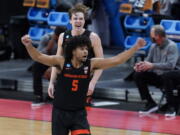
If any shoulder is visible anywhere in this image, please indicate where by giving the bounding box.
[148,44,156,53]
[89,32,101,43]
[58,32,65,41]
[60,32,65,38]
[166,39,177,50]
[64,30,71,36]
[90,32,99,38]
[151,43,156,47]
[168,39,177,46]
[54,56,65,69]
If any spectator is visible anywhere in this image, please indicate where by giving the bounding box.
[162,65,180,117]
[159,0,178,17]
[133,25,179,114]
[31,26,66,106]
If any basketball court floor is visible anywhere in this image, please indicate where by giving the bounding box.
[0,98,180,135]
[0,50,179,135]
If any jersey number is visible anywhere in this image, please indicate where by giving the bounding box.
[72,80,79,91]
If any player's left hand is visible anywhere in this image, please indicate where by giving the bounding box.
[87,81,95,96]
[21,34,32,47]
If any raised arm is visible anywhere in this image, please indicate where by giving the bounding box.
[91,38,146,70]
[48,33,64,98]
[21,35,62,67]
[87,32,104,95]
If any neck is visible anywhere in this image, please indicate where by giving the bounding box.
[71,58,82,68]
[158,38,166,46]
[71,28,85,36]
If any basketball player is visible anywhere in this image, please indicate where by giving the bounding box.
[48,4,103,104]
[21,35,145,135]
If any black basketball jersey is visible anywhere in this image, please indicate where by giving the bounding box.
[53,59,91,111]
[62,30,95,59]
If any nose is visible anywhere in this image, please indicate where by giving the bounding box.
[84,49,88,54]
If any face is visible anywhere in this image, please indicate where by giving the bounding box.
[150,28,163,45]
[72,46,88,62]
[150,28,157,43]
[70,12,85,31]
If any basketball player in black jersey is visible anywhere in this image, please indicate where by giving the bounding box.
[48,4,103,104]
[21,34,145,135]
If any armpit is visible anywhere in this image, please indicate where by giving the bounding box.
[54,65,61,71]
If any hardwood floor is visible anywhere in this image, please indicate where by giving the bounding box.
[0,117,171,135]
[0,99,179,135]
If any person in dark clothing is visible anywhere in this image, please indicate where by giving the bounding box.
[31,26,66,106]
[162,68,180,117]
[21,34,145,135]
[49,4,104,106]
[133,25,179,114]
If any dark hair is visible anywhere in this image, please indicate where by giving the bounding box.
[54,26,67,36]
[64,35,91,60]
[152,25,166,37]
[68,3,89,20]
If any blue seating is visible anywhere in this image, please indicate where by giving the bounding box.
[161,20,180,35]
[176,43,180,52]
[160,20,180,41]
[27,7,51,22]
[47,12,70,27]
[28,27,53,41]
[124,15,154,35]
[124,36,151,52]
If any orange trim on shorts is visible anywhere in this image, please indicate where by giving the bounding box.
[71,129,90,135]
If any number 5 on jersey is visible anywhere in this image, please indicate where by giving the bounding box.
[72,80,79,91]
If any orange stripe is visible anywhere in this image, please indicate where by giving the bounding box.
[64,74,88,79]
[71,129,90,135]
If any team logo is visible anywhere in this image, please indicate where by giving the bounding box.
[66,35,70,39]
[84,66,88,74]
[65,63,71,70]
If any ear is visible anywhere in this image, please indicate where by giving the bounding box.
[72,49,76,56]
[69,19,72,25]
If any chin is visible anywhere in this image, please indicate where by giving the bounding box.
[81,58,87,62]
[76,27,82,30]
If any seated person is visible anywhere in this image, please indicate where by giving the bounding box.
[31,26,66,106]
[133,25,179,114]
[162,62,180,117]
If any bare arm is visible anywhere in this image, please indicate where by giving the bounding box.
[21,35,62,67]
[90,33,103,83]
[49,33,64,84]
[48,33,64,98]
[91,38,146,70]
[86,33,103,96]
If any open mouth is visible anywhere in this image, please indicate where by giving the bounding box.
[83,56,87,60]
[75,24,81,28]
[83,55,87,58]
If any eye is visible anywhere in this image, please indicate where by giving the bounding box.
[73,17,77,20]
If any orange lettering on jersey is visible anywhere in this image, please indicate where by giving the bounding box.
[64,74,88,79]
[72,80,79,91]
